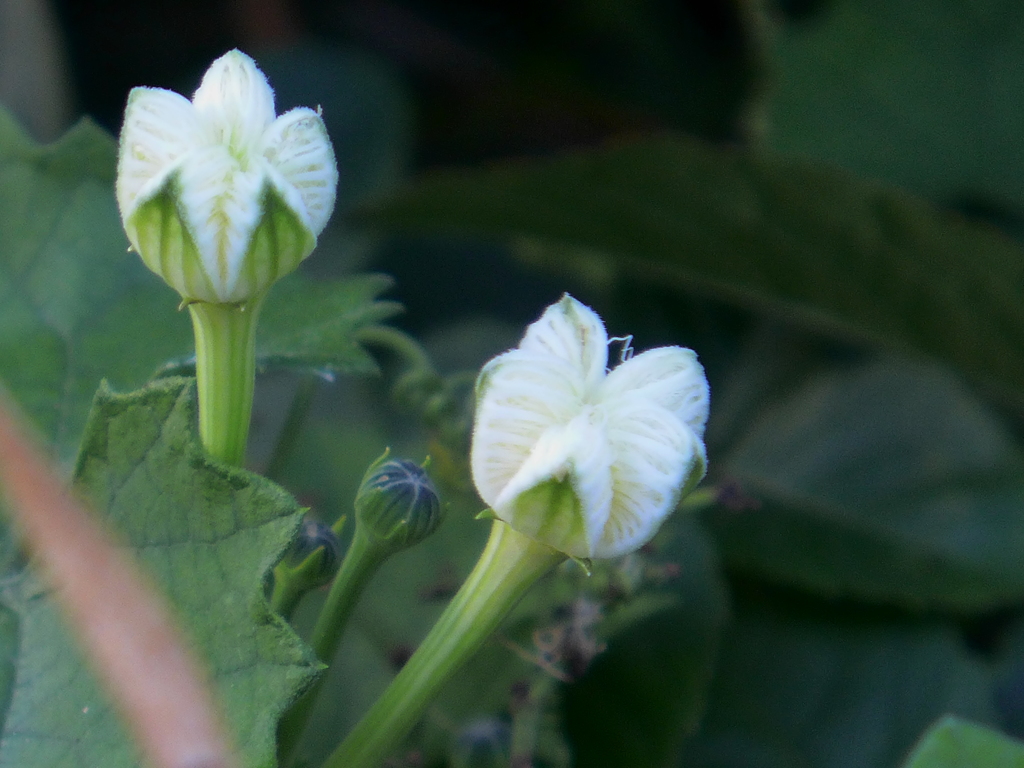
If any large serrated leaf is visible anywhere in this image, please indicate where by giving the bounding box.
[0,378,320,767]
[258,275,402,374]
[0,106,400,458]
[351,135,1024,403]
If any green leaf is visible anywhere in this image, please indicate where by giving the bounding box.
[767,0,1024,214]
[901,717,1024,768]
[0,109,171,458]
[352,135,1024,403]
[257,275,402,375]
[709,357,1024,612]
[562,518,728,768]
[0,378,320,767]
[679,590,995,768]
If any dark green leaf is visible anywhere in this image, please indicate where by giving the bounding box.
[901,716,1024,768]
[0,378,320,767]
[352,135,1024,403]
[710,357,1024,612]
[679,591,995,768]
[768,0,1024,215]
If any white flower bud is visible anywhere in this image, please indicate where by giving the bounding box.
[471,295,709,559]
[116,50,338,304]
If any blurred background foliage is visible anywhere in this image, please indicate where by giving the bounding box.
[5,0,1024,766]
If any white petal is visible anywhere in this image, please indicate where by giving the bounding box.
[175,145,265,301]
[596,402,706,558]
[492,409,614,559]
[260,107,337,235]
[192,50,275,154]
[600,346,710,436]
[116,87,203,219]
[471,349,586,508]
[519,295,607,394]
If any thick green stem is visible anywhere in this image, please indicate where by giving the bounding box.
[278,528,386,764]
[188,298,264,466]
[321,521,564,768]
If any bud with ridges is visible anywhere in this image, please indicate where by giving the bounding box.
[354,454,443,553]
[452,717,511,768]
[285,518,342,577]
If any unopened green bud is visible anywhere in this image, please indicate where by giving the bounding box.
[355,455,442,552]
[271,516,343,620]
[284,518,342,586]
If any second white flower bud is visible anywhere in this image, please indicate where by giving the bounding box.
[116,49,338,304]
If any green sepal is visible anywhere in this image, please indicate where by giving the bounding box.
[568,556,593,577]
[503,477,590,560]
[125,171,315,304]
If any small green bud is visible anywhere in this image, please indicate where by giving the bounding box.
[271,516,343,619]
[284,518,342,587]
[355,454,442,551]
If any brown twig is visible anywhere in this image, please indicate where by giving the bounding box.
[0,387,238,768]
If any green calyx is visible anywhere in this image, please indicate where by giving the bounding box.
[126,171,315,305]
[503,476,591,559]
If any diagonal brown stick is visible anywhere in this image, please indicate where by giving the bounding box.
[0,388,238,768]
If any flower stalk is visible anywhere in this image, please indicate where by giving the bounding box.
[188,297,264,465]
[321,520,564,768]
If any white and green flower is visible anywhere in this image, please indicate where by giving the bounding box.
[116,49,337,304]
[471,294,709,559]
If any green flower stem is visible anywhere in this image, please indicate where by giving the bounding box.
[321,521,565,768]
[188,297,265,465]
[311,528,384,662]
[277,527,386,764]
